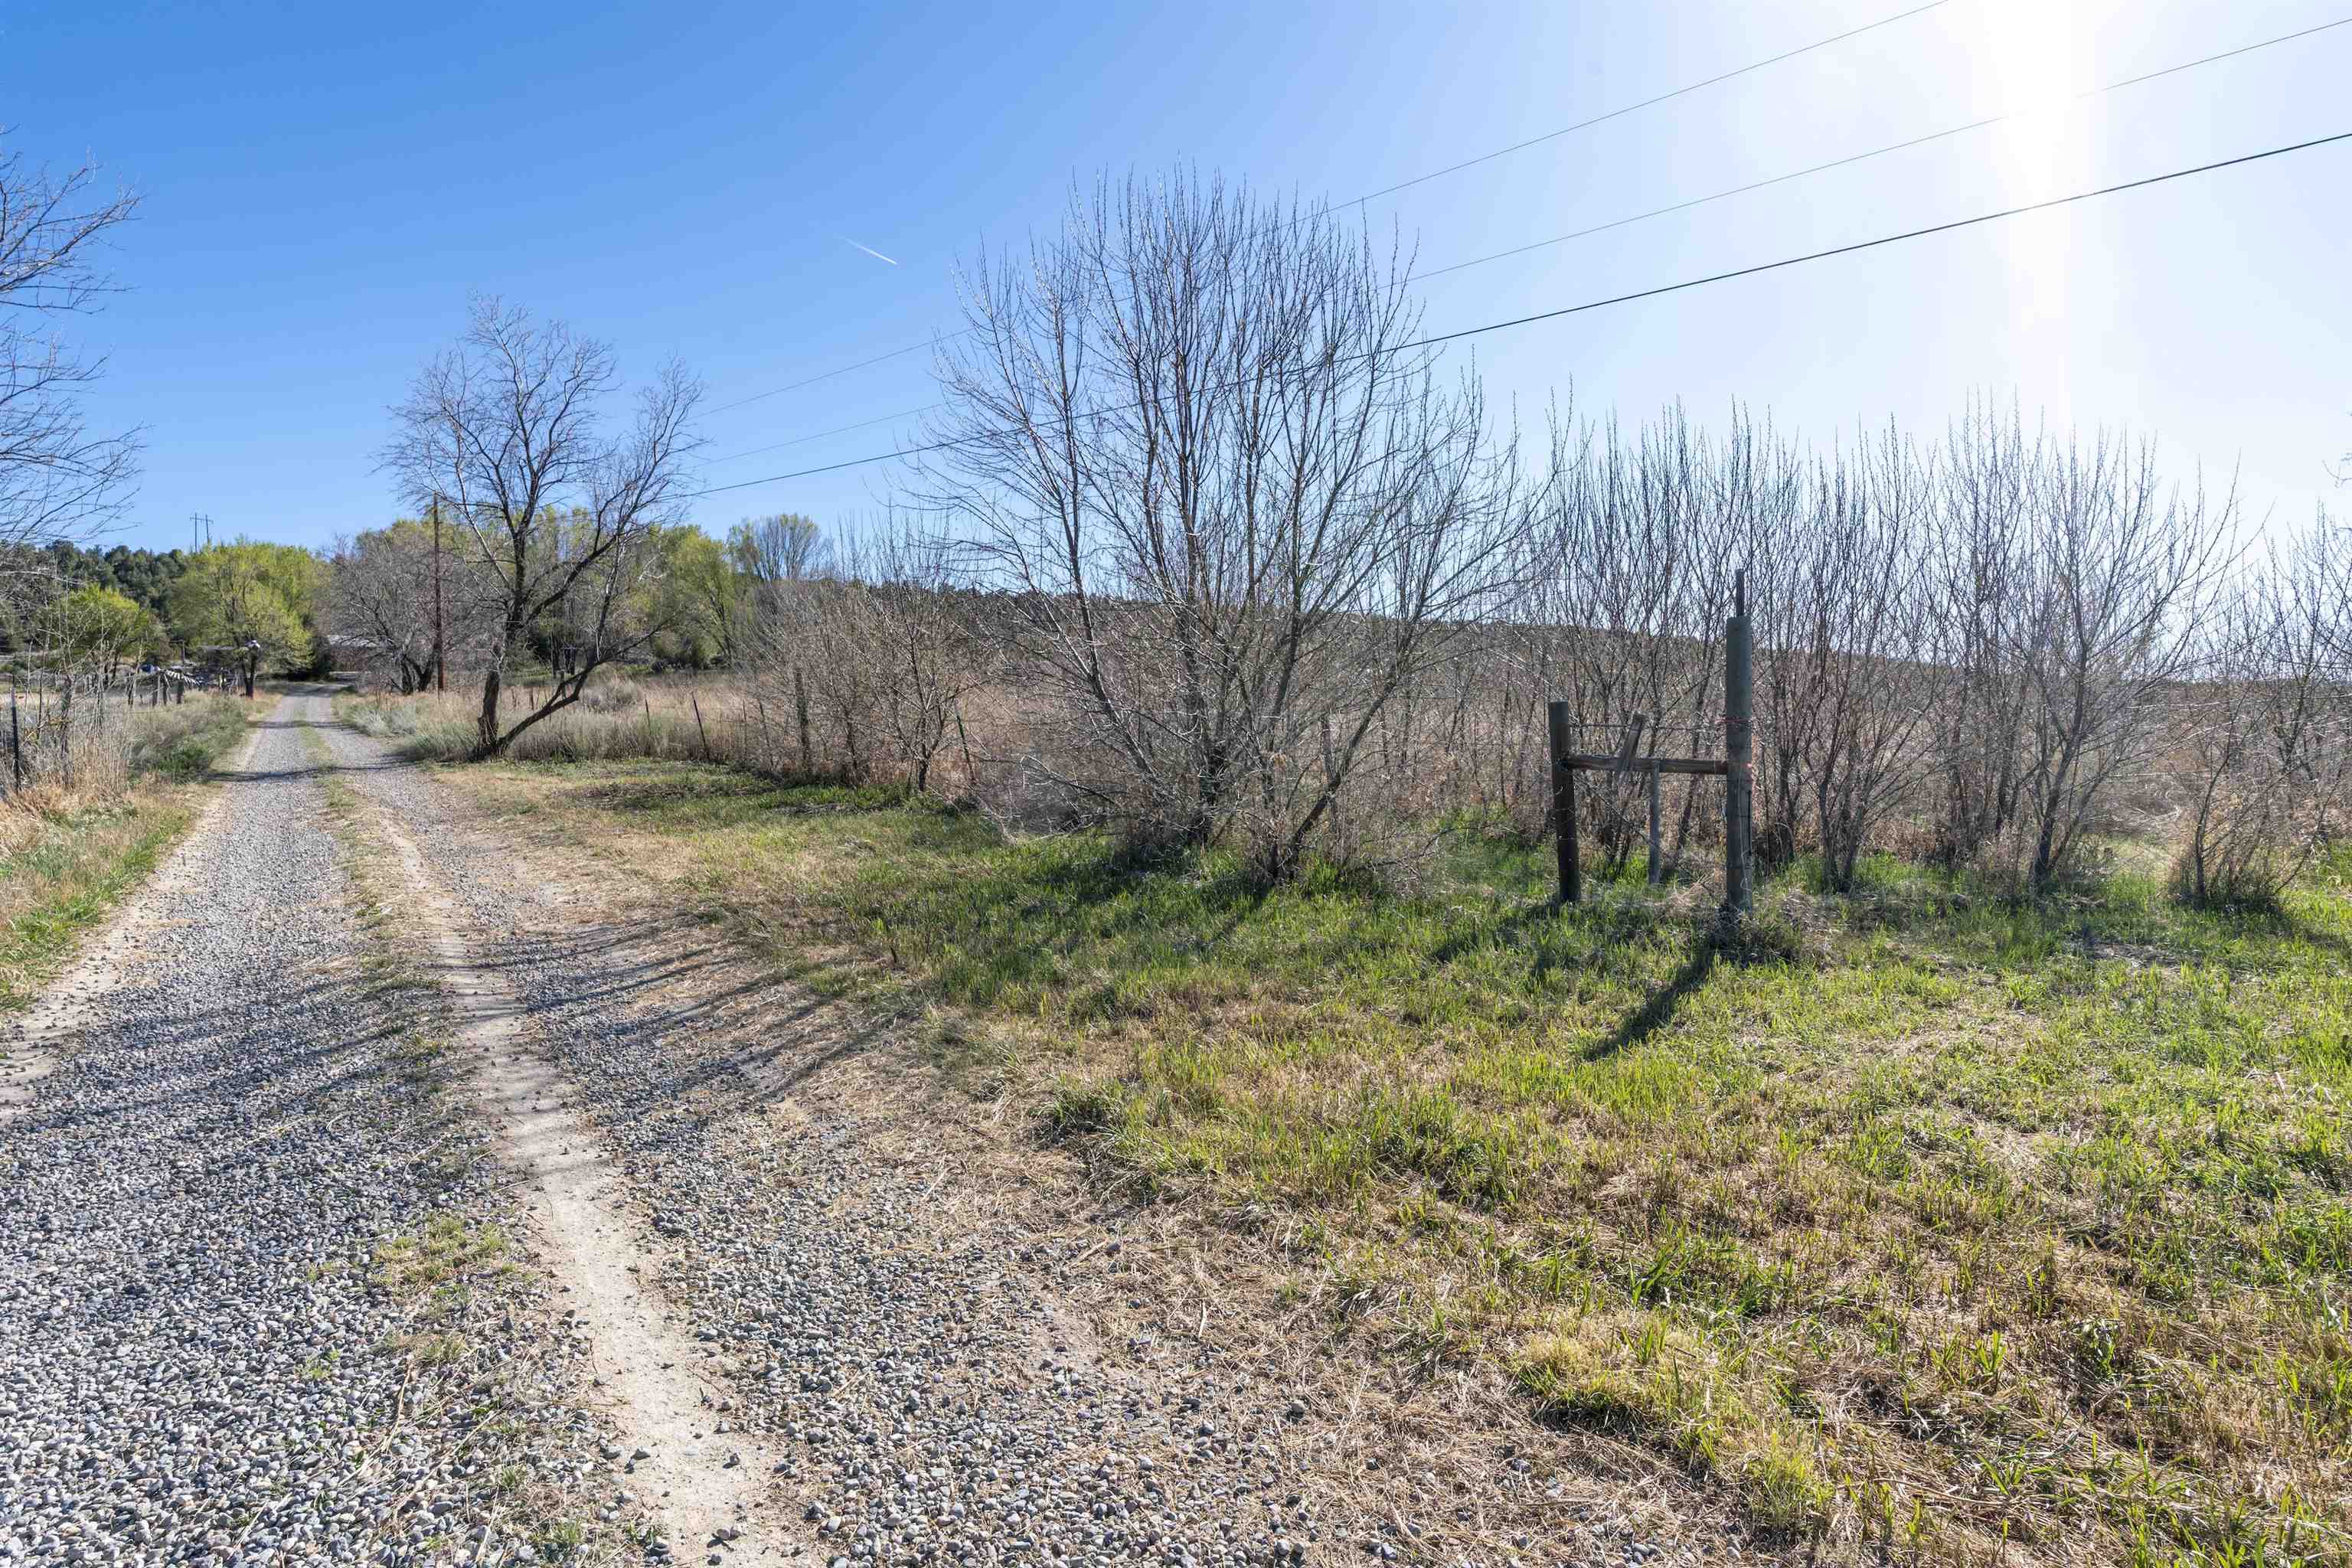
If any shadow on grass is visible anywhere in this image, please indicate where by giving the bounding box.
[1586,939,1717,1060]
[972,839,1276,957]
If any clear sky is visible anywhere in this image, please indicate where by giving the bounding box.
[11,0,2350,554]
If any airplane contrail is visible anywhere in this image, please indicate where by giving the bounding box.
[839,236,899,266]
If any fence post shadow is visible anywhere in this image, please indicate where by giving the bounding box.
[1584,936,1717,1061]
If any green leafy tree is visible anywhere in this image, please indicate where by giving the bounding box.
[58,583,162,678]
[726,513,827,584]
[167,542,315,694]
[646,524,743,668]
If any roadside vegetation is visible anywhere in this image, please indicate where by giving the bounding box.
[388,749,2352,1566]
[0,694,250,1007]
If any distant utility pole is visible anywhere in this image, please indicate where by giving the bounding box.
[429,497,447,692]
[189,512,213,552]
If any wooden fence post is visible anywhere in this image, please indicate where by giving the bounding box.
[1647,760,1663,887]
[1547,700,1579,906]
[1723,570,1754,916]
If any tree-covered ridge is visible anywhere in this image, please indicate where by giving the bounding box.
[31,540,190,619]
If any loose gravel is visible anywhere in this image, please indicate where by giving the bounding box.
[0,696,612,1566]
[318,711,1380,1566]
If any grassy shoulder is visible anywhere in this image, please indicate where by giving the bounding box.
[439,755,2352,1566]
[0,696,254,1011]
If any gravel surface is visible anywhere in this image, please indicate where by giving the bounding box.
[0,696,611,1566]
[0,689,1717,1568]
[315,709,1694,1568]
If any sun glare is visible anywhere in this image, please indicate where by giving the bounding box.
[1972,0,2087,401]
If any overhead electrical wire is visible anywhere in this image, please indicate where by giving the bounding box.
[700,0,1955,420]
[685,127,2352,501]
[1411,13,2352,283]
[702,12,2351,469]
[1324,0,1952,214]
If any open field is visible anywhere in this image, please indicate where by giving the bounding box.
[0,694,253,1010]
[385,733,2352,1567]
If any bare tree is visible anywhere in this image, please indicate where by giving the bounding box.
[0,142,141,548]
[325,521,498,692]
[383,297,701,757]
[1749,426,1944,889]
[919,169,1523,878]
[730,513,828,763]
[1511,403,1739,871]
[832,514,991,792]
[2174,514,2347,905]
[2007,434,2234,891]
[1929,403,2040,870]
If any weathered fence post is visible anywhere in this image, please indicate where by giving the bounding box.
[1547,700,1579,906]
[7,672,18,792]
[1723,570,1754,916]
[1647,760,1663,887]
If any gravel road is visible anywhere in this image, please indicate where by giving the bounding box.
[0,695,609,1566]
[0,691,1700,1568]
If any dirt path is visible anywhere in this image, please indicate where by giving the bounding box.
[313,707,1405,1568]
[358,775,802,1563]
[312,706,1721,1568]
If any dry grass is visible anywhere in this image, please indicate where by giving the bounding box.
[339,678,746,766]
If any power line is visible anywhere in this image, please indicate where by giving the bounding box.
[1410,11,2352,285]
[711,403,944,466]
[704,339,936,417]
[686,128,2352,502]
[700,0,1953,420]
[1332,0,1951,214]
[704,12,2351,469]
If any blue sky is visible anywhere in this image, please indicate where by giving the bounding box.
[11,0,2350,554]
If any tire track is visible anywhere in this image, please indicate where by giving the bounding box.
[307,694,802,1565]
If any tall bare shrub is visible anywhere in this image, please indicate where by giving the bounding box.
[1511,403,1748,872]
[1749,426,1943,888]
[2174,514,2346,906]
[919,169,1522,878]
[2007,433,2233,891]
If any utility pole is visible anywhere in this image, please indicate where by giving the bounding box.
[430,497,448,692]
[189,512,212,554]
